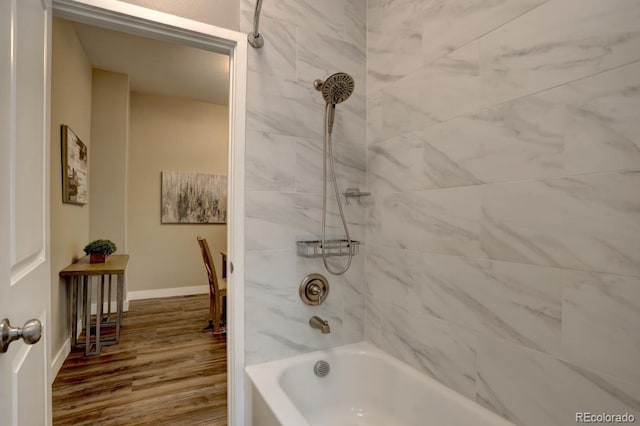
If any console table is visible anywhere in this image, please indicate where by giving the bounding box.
[60,255,129,356]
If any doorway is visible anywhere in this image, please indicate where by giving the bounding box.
[49,2,246,424]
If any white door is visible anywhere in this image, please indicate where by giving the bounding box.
[0,0,52,425]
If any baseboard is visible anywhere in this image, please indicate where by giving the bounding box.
[89,301,129,315]
[127,285,209,301]
[51,336,71,382]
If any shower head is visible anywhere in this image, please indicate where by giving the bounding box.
[314,73,354,105]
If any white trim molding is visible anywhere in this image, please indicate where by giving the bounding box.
[51,2,247,424]
[51,336,71,383]
[127,285,209,301]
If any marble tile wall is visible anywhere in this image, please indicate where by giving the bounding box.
[240,0,367,365]
[366,0,640,425]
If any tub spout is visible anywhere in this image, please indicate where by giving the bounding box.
[309,316,330,334]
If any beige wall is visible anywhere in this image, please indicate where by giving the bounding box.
[119,0,239,31]
[128,93,228,293]
[89,69,129,253]
[50,18,93,357]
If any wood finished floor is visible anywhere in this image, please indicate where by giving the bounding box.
[52,294,227,426]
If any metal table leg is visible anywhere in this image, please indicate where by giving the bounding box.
[116,273,123,343]
[84,275,91,356]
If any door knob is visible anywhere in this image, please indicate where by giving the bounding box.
[0,318,42,353]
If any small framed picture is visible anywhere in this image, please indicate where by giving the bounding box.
[61,125,88,205]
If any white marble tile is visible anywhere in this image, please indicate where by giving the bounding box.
[344,0,366,49]
[365,191,383,247]
[245,280,315,364]
[413,253,562,354]
[246,249,297,300]
[367,131,426,194]
[381,185,484,257]
[365,246,422,310]
[366,0,383,35]
[422,93,564,187]
[295,136,323,193]
[247,71,323,138]
[340,254,366,344]
[421,0,548,63]
[343,289,365,344]
[241,12,296,80]
[245,231,365,365]
[246,272,349,364]
[246,191,298,251]
[407,316,478,399]
[382,0,422,32]
[249,0,346,39]
[565,106,640,176]
[481,180,576,268]
[245,300,344,364]
[563,270,640,383]
[480,0,640,104]
[476,336,640,426]
[246,189,365,253]
[239,0,253,27]
[382,41,483,140]
[364,294,386,348]
[374,299,479,398]
[367,31,420,94]
[291,193,327,242]
[332,92,367,149]
[366,90,383,143]
[242,0,367,367]
[419,60,640,189]
[381,83,438,141]
[246,131,297,191]
[547,172,640,276]
[296,29,365,88]
[481,172,640,276]
[296,131,366,195]
[366,0,423,94]
[292,192,366,246]
[555,62,640,175]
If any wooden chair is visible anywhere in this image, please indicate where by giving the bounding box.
[197,237,227,334]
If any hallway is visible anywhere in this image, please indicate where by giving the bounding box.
[52,294,227,425]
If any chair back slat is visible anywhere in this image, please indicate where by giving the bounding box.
[197,237,220,294]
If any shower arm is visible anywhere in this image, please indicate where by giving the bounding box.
[247,0,264,48]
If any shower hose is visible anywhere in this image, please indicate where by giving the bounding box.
[321,103,353,276]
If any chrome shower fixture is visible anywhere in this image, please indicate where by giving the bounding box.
[315,72,356,276]
[314,72,355,105]
[314,72,355,134]
[247,0,264,48]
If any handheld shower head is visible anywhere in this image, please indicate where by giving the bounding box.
[318,72,354,105]
[314,72,354,134]
[314,72,356,276]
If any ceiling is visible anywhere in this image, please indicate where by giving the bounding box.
[73,22,229,105]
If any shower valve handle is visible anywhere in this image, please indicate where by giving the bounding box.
[309,282,323,296]
[299,274,330,306]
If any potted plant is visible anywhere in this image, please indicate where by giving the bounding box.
[84,239,117,264]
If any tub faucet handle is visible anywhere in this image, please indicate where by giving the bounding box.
[309,316,330,334]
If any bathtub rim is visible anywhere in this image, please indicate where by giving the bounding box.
[245,341,514,426]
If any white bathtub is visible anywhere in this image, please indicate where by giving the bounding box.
[246,341,514,426]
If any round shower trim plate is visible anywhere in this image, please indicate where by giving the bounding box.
[299,273,330,306]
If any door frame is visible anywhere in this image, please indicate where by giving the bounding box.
[51,1,247,424]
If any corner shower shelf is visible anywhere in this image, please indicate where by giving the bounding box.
[296,239,360,258]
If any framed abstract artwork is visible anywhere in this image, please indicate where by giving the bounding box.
[61,125,88,205]
[161,171,227,224]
